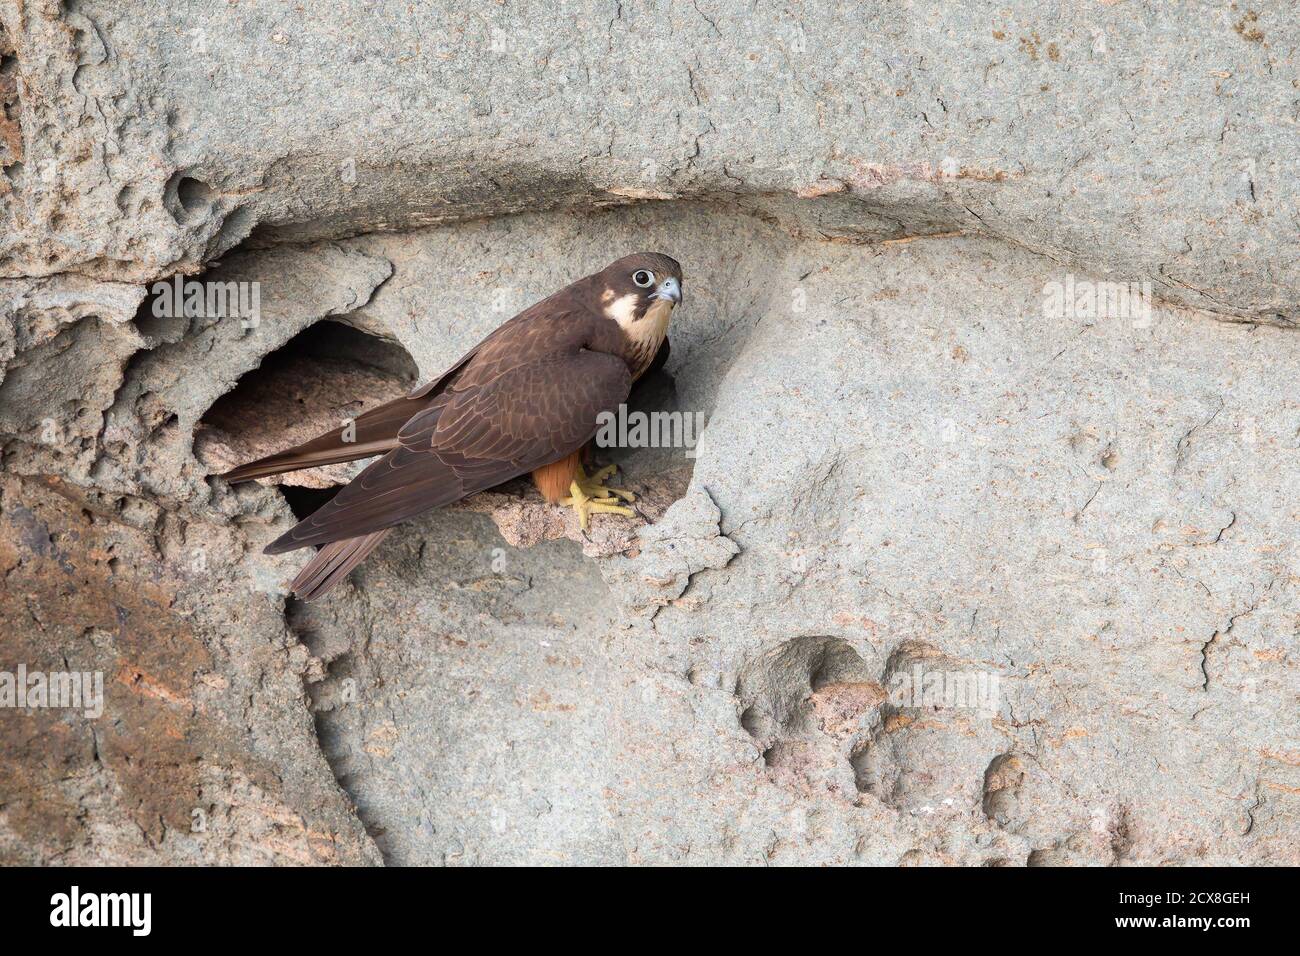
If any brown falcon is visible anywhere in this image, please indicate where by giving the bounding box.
[223,252,683,600]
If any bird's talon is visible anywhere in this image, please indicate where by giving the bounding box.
[562,467,636,529]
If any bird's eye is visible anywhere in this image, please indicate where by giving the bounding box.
[632,270,655,288]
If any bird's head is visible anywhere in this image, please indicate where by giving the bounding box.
[591,252,683,330]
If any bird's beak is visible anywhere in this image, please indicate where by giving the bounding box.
[653,276,682,305]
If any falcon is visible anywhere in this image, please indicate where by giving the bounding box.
[223,252,683,601]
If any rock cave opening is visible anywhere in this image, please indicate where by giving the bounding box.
[193,318,420,492]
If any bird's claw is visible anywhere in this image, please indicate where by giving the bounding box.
[561,465,636,529]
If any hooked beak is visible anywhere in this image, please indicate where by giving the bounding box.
[652,276,682,305]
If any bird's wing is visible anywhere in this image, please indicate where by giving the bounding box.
[222,326,501,483]
[264,346,632,553]
[220,393,425,483]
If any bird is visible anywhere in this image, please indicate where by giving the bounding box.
[222,252,683,601]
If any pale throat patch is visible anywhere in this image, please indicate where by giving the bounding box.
[604,292,675,377]
[637,297,675,350]
[603,292,641,329]
[606,292,673,344]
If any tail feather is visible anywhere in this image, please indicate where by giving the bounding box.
[289,530,391,601]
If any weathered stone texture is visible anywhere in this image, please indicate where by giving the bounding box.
[1,2,1296,865]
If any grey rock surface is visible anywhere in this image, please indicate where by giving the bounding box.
[1,2,1297,865]
[4,1,1300,326]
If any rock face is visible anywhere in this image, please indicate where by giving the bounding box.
[1,3,1297,865]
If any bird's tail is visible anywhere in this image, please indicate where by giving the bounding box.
[289,529,391,601]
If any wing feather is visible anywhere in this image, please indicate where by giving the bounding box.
[264,346,631,553]
[220,394,421,483]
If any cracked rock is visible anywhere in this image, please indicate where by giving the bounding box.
[2,3,1299,867]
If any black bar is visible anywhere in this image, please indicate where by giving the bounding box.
[0,865,1284,940]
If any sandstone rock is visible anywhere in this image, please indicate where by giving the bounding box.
[3,2,1297,326]
[1,2,1296,866]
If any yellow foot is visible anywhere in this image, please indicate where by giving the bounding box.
[561,464,636,530]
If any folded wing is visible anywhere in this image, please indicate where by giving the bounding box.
[221,335,493,484]
[264,347,632,554]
